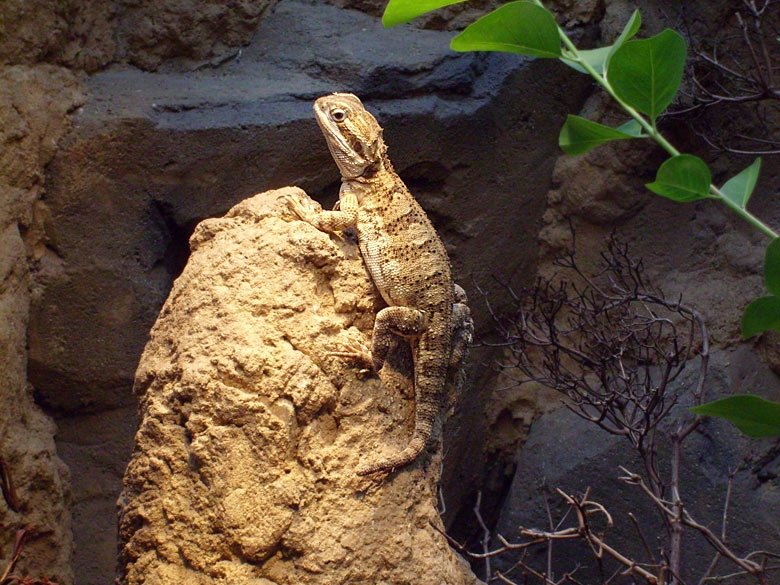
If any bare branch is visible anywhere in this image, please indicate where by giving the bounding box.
[475,491,493,580]
[477,232,776,584]
[667,3,780,153]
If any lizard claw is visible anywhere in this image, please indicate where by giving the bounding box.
[279,192,322,225]
[279,192,347,238]
[326,336,373,374]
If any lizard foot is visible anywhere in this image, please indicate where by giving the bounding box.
[326,336,373,376]
[278,191,322,225]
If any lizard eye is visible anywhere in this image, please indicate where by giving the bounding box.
[330,108,347,122]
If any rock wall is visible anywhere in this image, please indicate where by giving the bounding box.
[0,65,84,584]
[0,0,278,72]
[117,188,481,585]
[323,0,602,30]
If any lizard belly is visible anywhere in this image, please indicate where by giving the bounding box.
[358,232,404,306]
[357,221,446,308]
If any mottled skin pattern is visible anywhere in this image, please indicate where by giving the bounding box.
[284,93,471,476]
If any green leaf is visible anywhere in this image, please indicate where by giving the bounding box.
[561,47,612,74]
[691,395,780,437]
[450,1,562,58]
[646,154,712,202]
[765,238,780,296]
[609,29,687,121]
[742,295,780,338]
[607,9,642,63]
[561,10,640,75]
[616,119,645,137]
[720,157,761,209]
[559,115,639,155]
[382,0,468,27]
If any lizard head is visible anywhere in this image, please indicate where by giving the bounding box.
[314,93,387,179]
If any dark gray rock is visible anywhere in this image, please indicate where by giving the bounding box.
[493,347,780,584]
[54,406,136,584]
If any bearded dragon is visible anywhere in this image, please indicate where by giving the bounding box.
[283,93,472,476]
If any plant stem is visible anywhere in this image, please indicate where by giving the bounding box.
[555,17,779,240]
[559,50,676,155]
[670,435,684,585]
[711,185,778,238]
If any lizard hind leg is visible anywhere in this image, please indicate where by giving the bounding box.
[356,305,431,477]
[369,305,427,372]
[450,284,474,369]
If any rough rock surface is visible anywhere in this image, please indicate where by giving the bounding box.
[493,348,780,583]
[117,187,482,585]
[0,0,278,72]
[483,87,780,493]
[0,65,84,584]
[324,0,602,30]
[537,94,774,344]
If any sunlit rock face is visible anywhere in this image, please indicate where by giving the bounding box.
[116,188,482,585]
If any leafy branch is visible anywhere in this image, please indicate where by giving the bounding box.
[382,0,780,436]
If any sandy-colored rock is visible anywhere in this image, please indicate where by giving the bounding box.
[117,187,482,585]
[120,0,278,70]
[537,94,769,343]
[0,219,73,585]
[0,64,84,585]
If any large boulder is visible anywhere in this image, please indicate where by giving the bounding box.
[117,187,482,585]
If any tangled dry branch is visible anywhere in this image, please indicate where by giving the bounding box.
[471,235,778,585]
[672,0,780,154]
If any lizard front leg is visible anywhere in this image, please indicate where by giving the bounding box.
[281,189,358,232]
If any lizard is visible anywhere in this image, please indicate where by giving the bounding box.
[282,93,472,476]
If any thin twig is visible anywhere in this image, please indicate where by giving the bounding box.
[474,491,493,581]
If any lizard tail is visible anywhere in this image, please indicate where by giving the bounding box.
[356,387,439,477]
